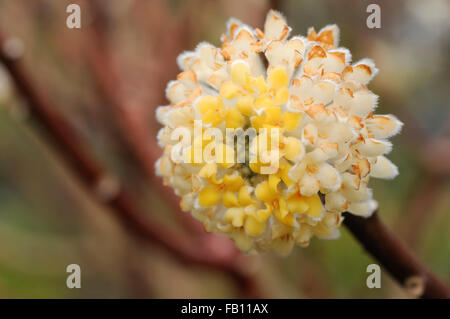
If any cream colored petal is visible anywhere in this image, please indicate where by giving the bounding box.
[349,90,378,117]
[341,172,361,190]
[343,59,378,85]
[315,163,342,192]
[301,122,318,146]
[294,225,313,247]
[322,48,350,73]
[298,174,320,196]
[307,24,340,49]
[370,156,399,179]
[311,80,336,105]
[347,199,378,217]
[355,138,392,157]
[166,81,188,104]
[366,114,403,139]
[263,10,291,42]
[342,184,371,202]
[265,37,304,78]
[325,192,348,213]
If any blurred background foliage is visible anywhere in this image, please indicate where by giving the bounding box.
[0,0,448,298]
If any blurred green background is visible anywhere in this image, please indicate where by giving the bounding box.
[0,0,448,298]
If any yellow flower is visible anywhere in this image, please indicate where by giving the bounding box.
[198,172,244,207]
[196,95,245,128]
[254,174,323,228]
[251,106,301,132]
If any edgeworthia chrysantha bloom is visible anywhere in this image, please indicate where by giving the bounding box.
[155,10,402,255]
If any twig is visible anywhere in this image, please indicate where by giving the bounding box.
[85,1,243,256]
[343,212,450,298]
[85,0,210,234]
[0,32,261,298]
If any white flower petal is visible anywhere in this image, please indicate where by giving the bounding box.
[370,156,399,179]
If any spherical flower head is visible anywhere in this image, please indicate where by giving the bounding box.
[155,10,403,255]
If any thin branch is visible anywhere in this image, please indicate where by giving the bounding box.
[84,1,243,258]
[85,0,211,235]
[343,212,450,299]
[0,32,261,298]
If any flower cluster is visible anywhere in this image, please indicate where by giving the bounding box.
[156,10,402,255]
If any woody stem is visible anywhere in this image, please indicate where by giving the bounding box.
[343,212,450,298]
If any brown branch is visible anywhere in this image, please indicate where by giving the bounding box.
[84,1,244,258]
[0,32,261,298]
[84,0,210,235]
[343,212,450,299]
